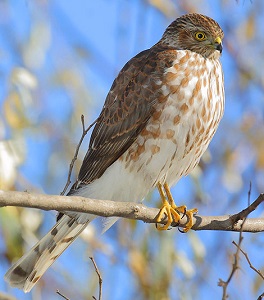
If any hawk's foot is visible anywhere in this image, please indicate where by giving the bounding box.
[156,182,197,232]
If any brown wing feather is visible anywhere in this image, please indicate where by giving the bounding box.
[72,44,175,188]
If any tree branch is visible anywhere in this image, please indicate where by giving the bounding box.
[90,257,102,300]
[60,115,97,196]
[218,182,252,299]
[56,290,70,300]
[233,241,264,280]
[0,190,264,232]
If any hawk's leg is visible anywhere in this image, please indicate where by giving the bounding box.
[156,182,198,232]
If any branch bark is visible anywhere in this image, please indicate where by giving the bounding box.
[0,190,264,232]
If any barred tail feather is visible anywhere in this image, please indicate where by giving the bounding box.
[4,215,90,293]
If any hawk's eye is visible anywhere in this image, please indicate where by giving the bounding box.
[194,32,207,41]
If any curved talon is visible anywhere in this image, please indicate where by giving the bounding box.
[178,227,185,233]
[182,208,198,232]
[181,207,187,219]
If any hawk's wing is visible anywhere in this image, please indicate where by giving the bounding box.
[72,45,175,188]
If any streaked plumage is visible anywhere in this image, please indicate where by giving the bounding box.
[5,13,224,292]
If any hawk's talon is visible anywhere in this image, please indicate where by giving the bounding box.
[156,182,197,232]
[182,208,198,232]
[171,221,180,228]
[178,227,185,233]
[181,207,187,219]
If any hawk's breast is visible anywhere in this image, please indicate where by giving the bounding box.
[120,50,224,188]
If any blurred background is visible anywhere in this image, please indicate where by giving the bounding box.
[0,0,264,299]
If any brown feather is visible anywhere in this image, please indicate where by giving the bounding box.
[72,44,175,187]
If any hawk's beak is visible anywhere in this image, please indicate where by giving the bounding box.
[214,37,223,53]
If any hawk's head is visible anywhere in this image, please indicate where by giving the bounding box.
[161,13,224,59]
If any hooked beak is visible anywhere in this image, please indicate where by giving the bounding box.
[214,36,223,53]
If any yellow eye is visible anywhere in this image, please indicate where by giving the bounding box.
[194,32,207,41]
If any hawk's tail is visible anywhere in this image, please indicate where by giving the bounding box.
[4,215,89,293]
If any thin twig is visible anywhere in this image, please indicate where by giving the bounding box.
[233,241,264,280]
[90,257,103,300]
[56,290,70,300]
[218,183,253,299]
[230,186,263,225]
[60,115,97,195]
[218,232,244,299]
[248,181,252,206]
[218,222,245,299]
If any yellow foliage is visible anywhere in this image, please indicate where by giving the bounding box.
[4,92,31,129]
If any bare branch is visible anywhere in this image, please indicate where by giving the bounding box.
[56,290,70,300]
[90,257,102,300]
[60,115,97,196]
[0,190,264,232]
[231,191,264,224]
[233,241,264,280]
[218,220,246,299]
[218,184,254,299]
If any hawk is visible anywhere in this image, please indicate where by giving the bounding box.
[5,13,224,292]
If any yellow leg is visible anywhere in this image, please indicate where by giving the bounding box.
[156,183,180,230]
[156,182,198,232]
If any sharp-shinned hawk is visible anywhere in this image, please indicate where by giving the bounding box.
[5,13,224,292]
